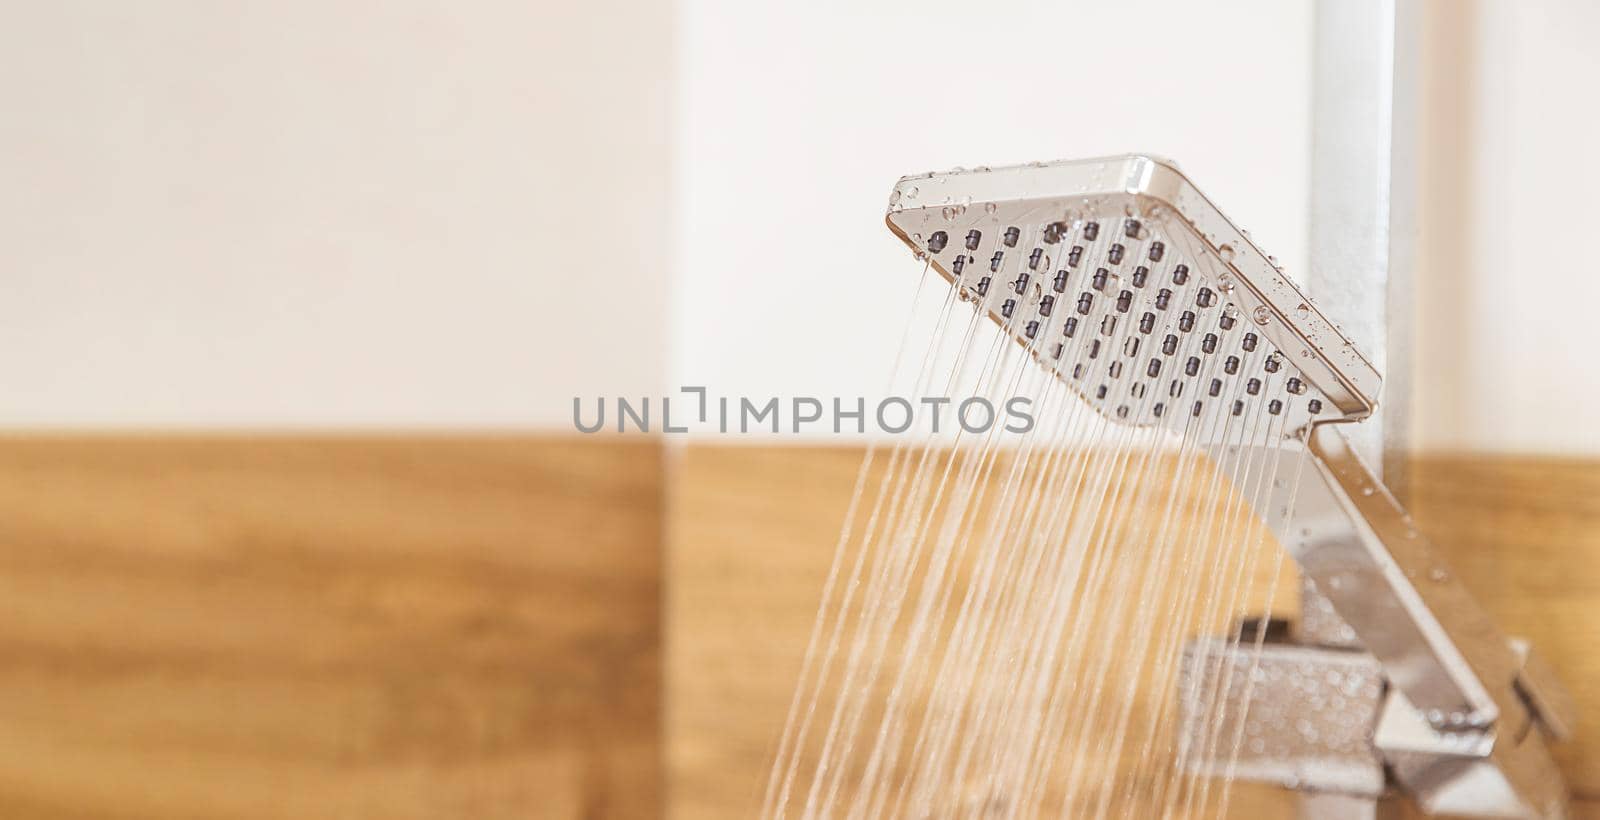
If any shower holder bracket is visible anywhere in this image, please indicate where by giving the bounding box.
[1182,631,1573,817]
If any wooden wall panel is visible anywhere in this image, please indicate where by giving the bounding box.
[1408,456,1600,800]
[665,445,1296,819]
[666,446,861,820]
[0,437,1592,818]
[667,445,1600,818]
[0,436,662,820]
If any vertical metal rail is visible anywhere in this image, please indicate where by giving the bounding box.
[1306,0,1419,492]
[1300,0,1421,650]
[1300,1,1420,816]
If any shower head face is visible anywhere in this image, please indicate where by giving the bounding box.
[885,155,1381,438]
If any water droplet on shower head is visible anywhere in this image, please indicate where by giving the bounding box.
[1218,243,1236,263]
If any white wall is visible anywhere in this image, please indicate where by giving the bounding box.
[1,0,1594,453]
[0,1,671,427]
[674,0,1600,454]
[672,0,1316,418]
[1411,0,1600,453]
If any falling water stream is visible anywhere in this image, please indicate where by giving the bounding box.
[762,211,1319,819]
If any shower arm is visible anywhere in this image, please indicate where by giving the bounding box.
[1206,421,1578,817]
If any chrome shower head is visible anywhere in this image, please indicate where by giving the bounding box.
[885,155,1379,441]
[882,155,1573,818]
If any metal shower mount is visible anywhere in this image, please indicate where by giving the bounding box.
[884,154,1575,819]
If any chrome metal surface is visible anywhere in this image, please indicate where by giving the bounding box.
[1296,426,1515,727]
[1381,688,1569,818]
[1181,636,1571,819]
[1179,638,1386,796]
[1298,577,1364,650]
[1300,0,1427,669]
[886,155,1382,427]
[1308,0,1421,491]
[1298,5,1422,814]
[884,154,1573,818]
[1209,426,1574,818]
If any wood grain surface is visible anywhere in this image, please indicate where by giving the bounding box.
[0,436,662,820]
[0,436,1593,819]
[666,445,1296,819]
[667,445,1600,819]
[1409,455,1600,798]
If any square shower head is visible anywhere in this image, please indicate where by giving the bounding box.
[884,155,1381,439]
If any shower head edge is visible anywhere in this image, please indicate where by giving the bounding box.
[885,154,1381,425]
